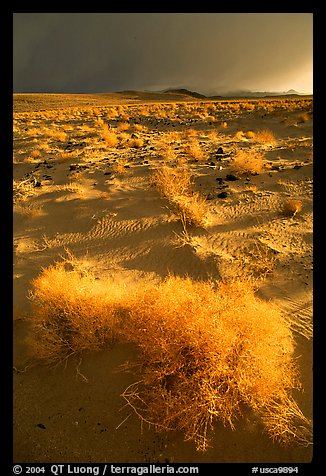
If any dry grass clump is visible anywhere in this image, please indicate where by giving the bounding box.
[282,199,303,217]
[234,130,246,141]
[25,127,42,138]
[58,151,81,162]
[182,129,197,139]
[231,150,264,175]
[132,123,147,133]
[45,129,68,143]
[13,175,40,202]
[121,276,311,451]
[14,202,45,218]
[117,121,130,131]
[129,137,144,148]
[156,141,176,161]
[296,112,310,124]
[101,124,119,147]
[27,258,124,363]
[183,139,206,162]
[244,130,256,139]
[60,182,84,194]
[151,164,209,227]
[113,158,130,174]
[255,129,277,145]
[27,262,311,450]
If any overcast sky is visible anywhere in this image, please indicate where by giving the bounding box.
[13,13,313,95]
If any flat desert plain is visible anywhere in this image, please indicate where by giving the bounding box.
[13,91,313,463]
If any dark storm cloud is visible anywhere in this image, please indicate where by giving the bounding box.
[13,13,313,94]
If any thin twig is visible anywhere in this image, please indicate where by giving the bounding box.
[115,413,131,430]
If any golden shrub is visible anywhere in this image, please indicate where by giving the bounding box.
[231,150,264,175]
[121,276,311,451]
[28,263,311,450]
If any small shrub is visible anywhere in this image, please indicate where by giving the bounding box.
[133,123,147,133]
[157,141,176,161]
[102,125,119,147]
[231,150,264,175]
[255,129,277,145]
[130,137,144,148]
[151,164,209,227]
[117,121,130,131]
[235,130,246,141]
[58,151,80,162]
[14,202,45,217]
[48,130,67,143]
[282,199,303,216]
[296,112,310,124]
[182,129,197,139]
[244,130,256,139]
[113,158,130,173]
[183,139,206,162]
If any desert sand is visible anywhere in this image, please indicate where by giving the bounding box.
[13,91,313,463]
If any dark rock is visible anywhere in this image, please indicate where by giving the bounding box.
[36,423,46,429]
[293,164,303,169]
[217,191,228,199]
[34,181,41,187]
[210,161,216,166]
[271,165,280,171]
[216,147,224,155]
[216,177,224,184]
[104,171,112,175]
[69,164,78,171]
[226,174,239,181]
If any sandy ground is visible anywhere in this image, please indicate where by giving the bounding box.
[13,93,313,463]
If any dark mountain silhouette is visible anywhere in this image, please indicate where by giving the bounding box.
[162,88,207,99]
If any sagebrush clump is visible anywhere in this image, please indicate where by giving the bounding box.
[282,199,303,216]
[28,261,311,451]
[28,260,124,362]
[231,149,264,175]
[150,164,209,227]
[120,276,311,451]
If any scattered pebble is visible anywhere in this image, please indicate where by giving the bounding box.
[36,423,46,429]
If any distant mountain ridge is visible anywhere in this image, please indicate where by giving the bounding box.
[162,88,207,99]
[213,88,307,98]
[114,87,311,101]
[152,87,311,99]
